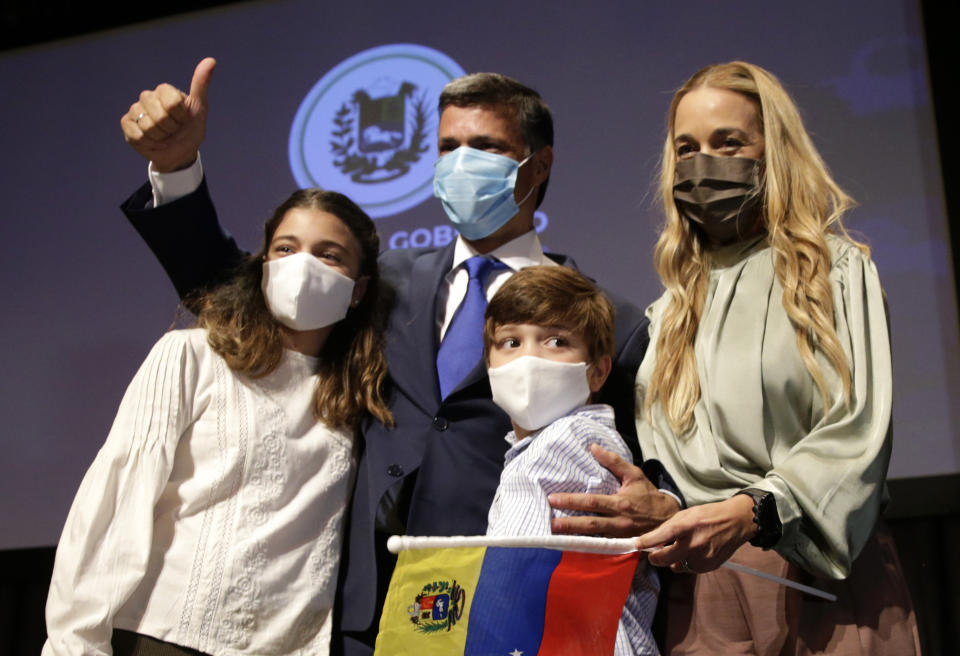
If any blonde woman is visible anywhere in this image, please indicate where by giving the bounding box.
[43,190,392,656]
[635,62,919,654]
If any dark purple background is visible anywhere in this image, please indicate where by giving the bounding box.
[1,0,956,549]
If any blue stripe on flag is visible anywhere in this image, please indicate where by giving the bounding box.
[464,547,562,655]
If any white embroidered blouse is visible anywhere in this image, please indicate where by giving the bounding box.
[43,328,355,656]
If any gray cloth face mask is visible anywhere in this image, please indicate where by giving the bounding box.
[673,153,764,245]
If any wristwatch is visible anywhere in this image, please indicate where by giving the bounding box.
[736,488,782,549]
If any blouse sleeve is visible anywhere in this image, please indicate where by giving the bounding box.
[42,331,199,656]
[756,243,893,579]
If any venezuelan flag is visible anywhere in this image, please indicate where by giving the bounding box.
[375,535,641,656]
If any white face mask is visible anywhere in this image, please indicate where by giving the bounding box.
[261,252,356,331]
[488,356,591,432]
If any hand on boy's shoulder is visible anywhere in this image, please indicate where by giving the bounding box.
[548,444,681,537]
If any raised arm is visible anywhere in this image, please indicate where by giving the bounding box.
[119,58,246,304]
[120,57,214,173]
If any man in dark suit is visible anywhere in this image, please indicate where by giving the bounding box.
[120,58,681,655]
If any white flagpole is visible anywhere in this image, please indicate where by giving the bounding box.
[386,535,837,601]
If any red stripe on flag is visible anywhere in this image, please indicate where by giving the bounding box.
[537,551,640,655]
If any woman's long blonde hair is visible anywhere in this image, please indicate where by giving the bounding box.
[195,189,393,430]
[645,61,866,435]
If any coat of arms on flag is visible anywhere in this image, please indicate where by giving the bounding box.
[408,578,465,631]
[375,535,642,656]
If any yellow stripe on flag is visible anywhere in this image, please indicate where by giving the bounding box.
[375,546,486,655]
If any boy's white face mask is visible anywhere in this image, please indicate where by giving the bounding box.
[488,355,591,432]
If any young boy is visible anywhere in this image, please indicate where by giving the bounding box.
[483,265,672,656]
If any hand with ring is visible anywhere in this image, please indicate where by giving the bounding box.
[120,57,216,173]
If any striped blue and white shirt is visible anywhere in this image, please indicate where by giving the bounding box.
[487,404,660,656]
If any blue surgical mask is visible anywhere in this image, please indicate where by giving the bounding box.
[433,147,535,240]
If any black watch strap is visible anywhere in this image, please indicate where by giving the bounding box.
[736,488,782,549]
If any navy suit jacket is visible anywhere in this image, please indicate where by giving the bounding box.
[122,179,674,655]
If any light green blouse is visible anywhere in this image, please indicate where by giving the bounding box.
[636,234,892,579]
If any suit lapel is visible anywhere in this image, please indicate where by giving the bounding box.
[384,245,454,415]
[447,358,489,397]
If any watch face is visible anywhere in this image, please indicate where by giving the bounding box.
[749,490,781,549]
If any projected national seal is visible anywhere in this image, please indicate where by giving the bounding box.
[289,44,465,218]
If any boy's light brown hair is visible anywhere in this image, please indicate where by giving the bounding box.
[483,266,616,363]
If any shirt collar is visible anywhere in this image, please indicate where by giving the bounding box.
[450,229,546,273]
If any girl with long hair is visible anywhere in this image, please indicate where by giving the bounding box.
[635,62,919,654]
[43,189,391,656]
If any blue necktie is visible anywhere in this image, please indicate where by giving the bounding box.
[437,256,504,399]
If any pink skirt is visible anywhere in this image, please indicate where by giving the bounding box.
[662,525,921,655]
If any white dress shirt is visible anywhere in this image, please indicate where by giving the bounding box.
[148,156,205,207]
[436,230,557,341]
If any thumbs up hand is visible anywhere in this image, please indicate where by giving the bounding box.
[121,57,216,172]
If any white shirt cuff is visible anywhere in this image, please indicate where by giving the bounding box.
[148,154,204,208]
[658,488,684,509]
